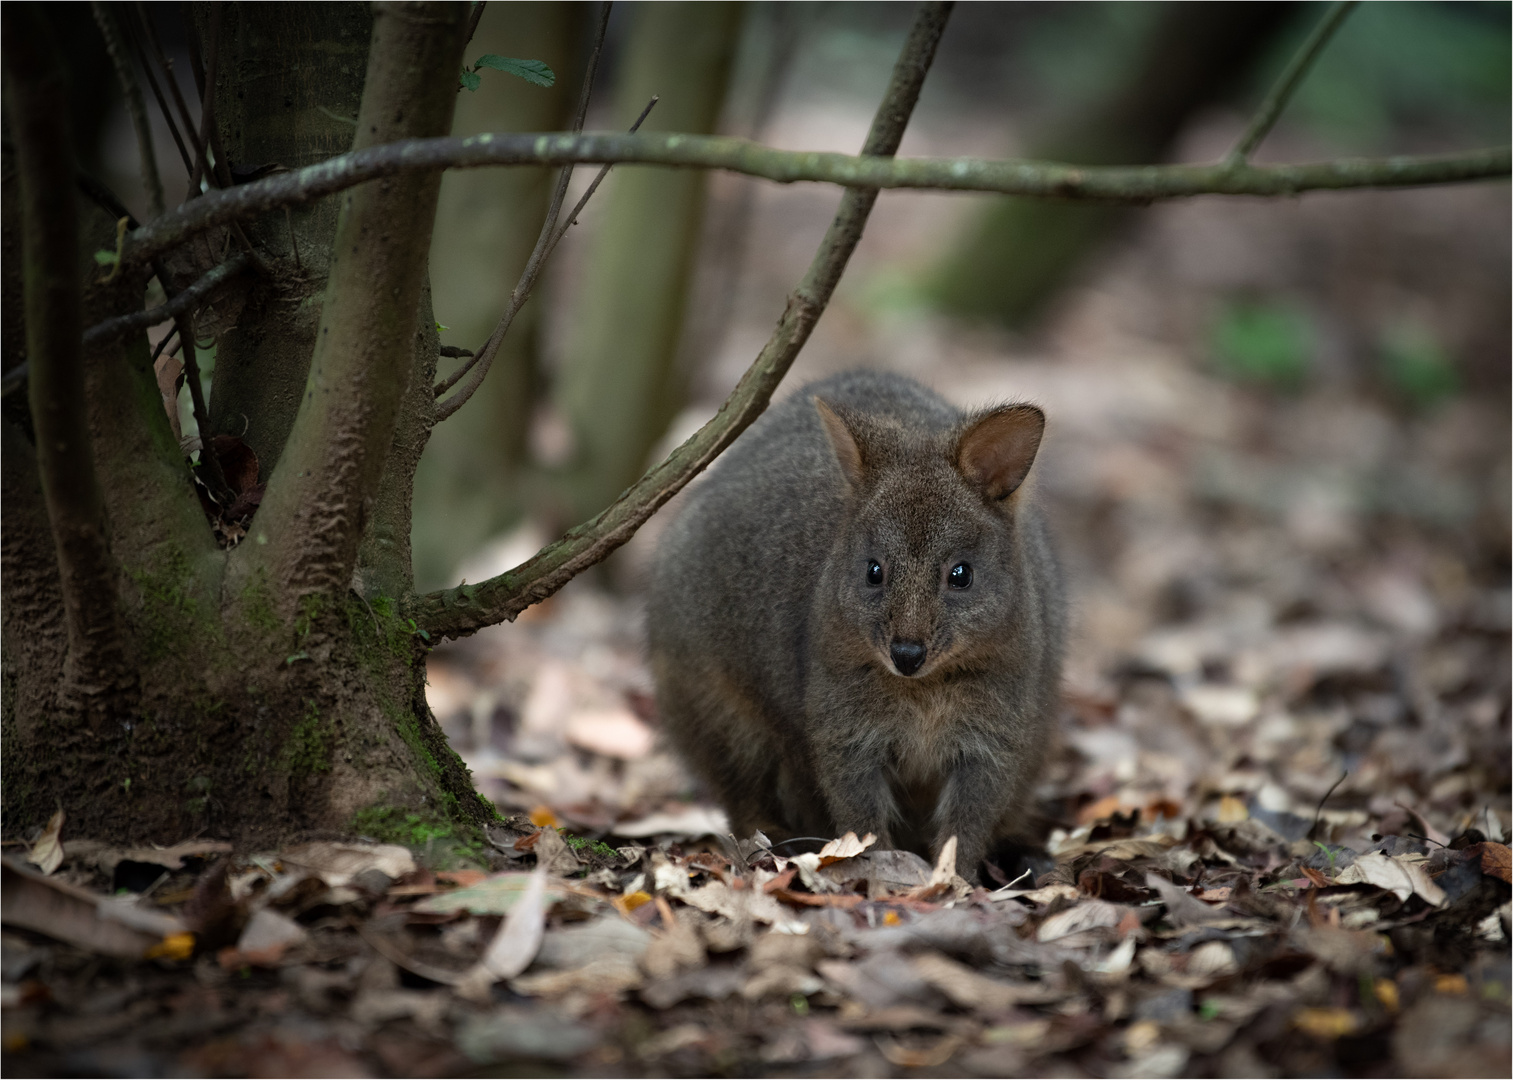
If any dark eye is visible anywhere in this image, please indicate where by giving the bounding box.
[866,560,884,586]
[948,562,973,589]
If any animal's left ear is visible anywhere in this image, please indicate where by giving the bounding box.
[955,404,1045,501]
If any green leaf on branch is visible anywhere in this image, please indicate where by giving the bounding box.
[472,55,555,87]
[458,68,481,92]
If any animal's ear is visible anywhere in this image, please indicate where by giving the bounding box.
[814,397,866,488]
[956,404,1045,501]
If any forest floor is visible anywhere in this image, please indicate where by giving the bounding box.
[4,118,1510,1078]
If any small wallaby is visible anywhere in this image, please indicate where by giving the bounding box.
[647,371,1064,879]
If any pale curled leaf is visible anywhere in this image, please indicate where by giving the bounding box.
[817,831,876,864]
[458,866,550,998]
[28,809,65,875]
[1335,852,1446,906]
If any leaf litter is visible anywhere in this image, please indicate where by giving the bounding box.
[4,119,1510,1080]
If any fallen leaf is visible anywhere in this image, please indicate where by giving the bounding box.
[229,907,307,966]
[280,842,415,888]
[1335,852,1446,906]
[1465,842,1511,884]
[911,951,1060,1010]
[1292,1007,1360,1039]
[818,832,877,864]
[612,805,730,839]
[154,352,184,440]
[1,857,185,959]
[458,866,549,998]
[1036,899,1125,942]
[532,827,581,876]
[416,871,568,915]
[27,810,64,876]
[564,708,654,759]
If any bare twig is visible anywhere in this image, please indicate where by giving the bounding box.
[187,3,224,195]
[135,3,211,196]
[120,135,1511,270]
[82,252,250,347]
[92,2,165,217]
[432,2,613,417]
[1227,1,1359,165]
[120,11,194,177]
[433,91,656,414]
[162,294,231,503]
[1309,769,1349,841]
[149,328,180,366]
[414,1,955,640]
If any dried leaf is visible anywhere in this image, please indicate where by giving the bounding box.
[415,871,567,915]
[1,858,181,959]
[1334,852,1446,906]
[1036,898,1125,942]
[281,841,415,888]
[1466,842,1511,884]
[27,809,65,875]
[458,866,549,998]
[818,832,876,864]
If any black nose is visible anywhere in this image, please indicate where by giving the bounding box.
[890,640,926,676]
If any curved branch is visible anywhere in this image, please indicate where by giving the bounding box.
[81,252,250,347]
[1227,1,1359,164]
[412,0,956,641]
[121,135,1511,268]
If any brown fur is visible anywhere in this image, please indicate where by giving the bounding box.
[647,372,1064,877]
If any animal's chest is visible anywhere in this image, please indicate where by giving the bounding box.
[883,691,969,796]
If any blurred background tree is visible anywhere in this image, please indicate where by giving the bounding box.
[71,2,1498,593]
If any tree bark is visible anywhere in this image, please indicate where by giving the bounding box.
[246,1,468,616]
[3,6,134,725]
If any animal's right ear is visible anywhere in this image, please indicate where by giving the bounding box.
[956,404,1045,501]
[814,397,866,488]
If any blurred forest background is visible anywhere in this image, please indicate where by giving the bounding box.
[62,0,1511,595]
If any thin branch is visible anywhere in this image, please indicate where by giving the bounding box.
[432,2,613,416]
[134,3,211,196]
[433,93,656,414]
[413,1,955,640]
[120,11,194,177]
[92,2,165,217]
[173,308,231,503]
[120,136,1512,270]
[1227,1,1359,165]
[82,252,250,347]
[187,3,224,195]
[3,6,135,720]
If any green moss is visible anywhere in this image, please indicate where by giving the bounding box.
[350,804,487,867]
[559,830,617,858]
[282,699,333,775]
[128,546,209,662]
[294,592,325,645]
[240,570,280,635]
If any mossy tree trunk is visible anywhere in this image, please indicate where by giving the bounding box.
[1,2,495,850]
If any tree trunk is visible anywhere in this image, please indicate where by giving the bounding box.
[2,3,495,852]
[930,2,1297,328]
[549,2,744,525]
